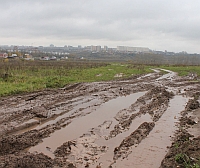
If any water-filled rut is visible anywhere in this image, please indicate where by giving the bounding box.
[1,68,199,168]
[29,92,146,158]
[114,95,188,168]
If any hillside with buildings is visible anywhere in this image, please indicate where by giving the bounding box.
[1,44,200,65]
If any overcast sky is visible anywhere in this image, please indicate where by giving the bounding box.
[1,0,200,53]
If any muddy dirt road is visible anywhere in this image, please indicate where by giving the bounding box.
[0,69,199,168]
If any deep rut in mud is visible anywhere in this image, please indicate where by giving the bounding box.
[0,69,200,168]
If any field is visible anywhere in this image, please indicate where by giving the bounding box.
[0,60,199,168]
[0,60,152,96]
[161,65,200,77]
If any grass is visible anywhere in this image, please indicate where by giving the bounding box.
[175,153,200,168]
[161,65,200,77]
[173,134,200,168]
[0,60,152,96]
[2,61,200,97]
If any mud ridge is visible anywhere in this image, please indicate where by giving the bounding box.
[1,69,200,167]
[113,122,155,160]
[0,153,54,168]
[108,87,174,139]
[160,131,200,168]
[161,95,200,168]
[0,118,72,156]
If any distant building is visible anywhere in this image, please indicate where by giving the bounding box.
[50,56,57,60]
[91,45,101,52]
[68,46,73,50]
[104,46,108,51]
[61,56,68,60]
[117,46,150,52]
[13,46,18,52]
[84,46,91,51]
[40,56,49,60]
[23,54,34,60]
[0,53,8,58]
[91,45,97,51]
[11,54,18,57]
[117,46,127,52]
[96,46,101,52]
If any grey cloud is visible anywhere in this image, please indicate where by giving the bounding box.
[0,0,200,52]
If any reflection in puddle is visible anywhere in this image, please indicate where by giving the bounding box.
[29,92,146,158]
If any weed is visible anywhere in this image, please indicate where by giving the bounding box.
[175,153,186,164]
[175,153,200,168]
[174,142,179,149]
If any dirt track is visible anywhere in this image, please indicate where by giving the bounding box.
[0,69,199,168]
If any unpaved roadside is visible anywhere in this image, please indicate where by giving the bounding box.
[0,69,199,168]
[160,93,200,168]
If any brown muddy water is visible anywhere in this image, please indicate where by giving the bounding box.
[27,69,190,167]
[113,95,188,168]
[29,92,146,158]
[94,113,152,168]
[2,68,199,168]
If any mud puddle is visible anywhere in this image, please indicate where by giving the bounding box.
[156,69,176,81]
[92,113,152,168]
[34,97,100,130]
[29,92,146,158]
[113,95,189,168]
[2,68,200,168]
[137,69,158,80]
[14,97,100,135]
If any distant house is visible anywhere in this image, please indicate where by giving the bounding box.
[7,53,18,59]
[40,56,49,60]
[50,56,57,60]
[61,56,68,60]
[11,54,18,57]
[23,54,34,60]
[0,53,8,58]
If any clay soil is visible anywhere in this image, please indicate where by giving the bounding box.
[0,69,199,168]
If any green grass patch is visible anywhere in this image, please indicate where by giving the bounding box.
[0,61,153,96]
[161,65,200,77]
[174,153,200,168]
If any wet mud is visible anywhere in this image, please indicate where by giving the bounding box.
[113,122,155,160]
[0,69,200,168]
[161,94,200,168]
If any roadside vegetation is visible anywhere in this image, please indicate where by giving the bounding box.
[174,153,200,168]
[164,132,200,168]
[0,60,152,96]
[2,59,200,97]
[161,65,200,77]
